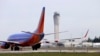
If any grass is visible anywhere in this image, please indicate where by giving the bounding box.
[0,52,100,56]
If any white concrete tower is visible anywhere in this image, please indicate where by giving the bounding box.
[53,12,60,42]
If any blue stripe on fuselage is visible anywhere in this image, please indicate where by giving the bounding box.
[7,33,45,43]
[7,33,32,43]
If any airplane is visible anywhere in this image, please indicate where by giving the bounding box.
[41,29,89,48]
[63,29,89,41]
[63,29,89,47]
[0,7,45,51]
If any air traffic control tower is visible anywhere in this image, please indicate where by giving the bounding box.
[53,12,60,42]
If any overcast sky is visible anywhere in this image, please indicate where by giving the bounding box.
[0,0,100,41]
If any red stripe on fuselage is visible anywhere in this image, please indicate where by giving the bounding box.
[20,35,40,46]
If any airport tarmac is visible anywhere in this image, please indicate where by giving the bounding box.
[0,47,100,53]
[0,50,100,53]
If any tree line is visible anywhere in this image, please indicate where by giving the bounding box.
[87,36,100,43]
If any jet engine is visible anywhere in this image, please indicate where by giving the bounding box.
[1,42,10,49]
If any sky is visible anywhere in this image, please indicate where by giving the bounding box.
[0,0,100,41]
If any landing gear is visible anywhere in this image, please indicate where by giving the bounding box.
[14,46,20,50]
[11,45,20,51]
[32,46,38,50]
[32,43,41,50]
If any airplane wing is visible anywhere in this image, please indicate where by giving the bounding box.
[21,31,33,34]
[0,41,20,44]
[21,31,68,35]
[62,38,82,41]
[45,31,68,35]
[71,38,82,39]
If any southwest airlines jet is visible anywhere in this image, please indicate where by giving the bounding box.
[0,7,45,51]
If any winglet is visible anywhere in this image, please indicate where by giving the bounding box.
[83,29,89,38]
[36,7,45,33]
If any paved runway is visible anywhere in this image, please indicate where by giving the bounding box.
[0,50,100,53]
[0,47,100,53]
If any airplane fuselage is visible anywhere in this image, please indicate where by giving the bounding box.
[7,32,44,46]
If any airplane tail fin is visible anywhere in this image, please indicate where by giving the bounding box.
[36,7,45,33]
[83,29,89,38]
